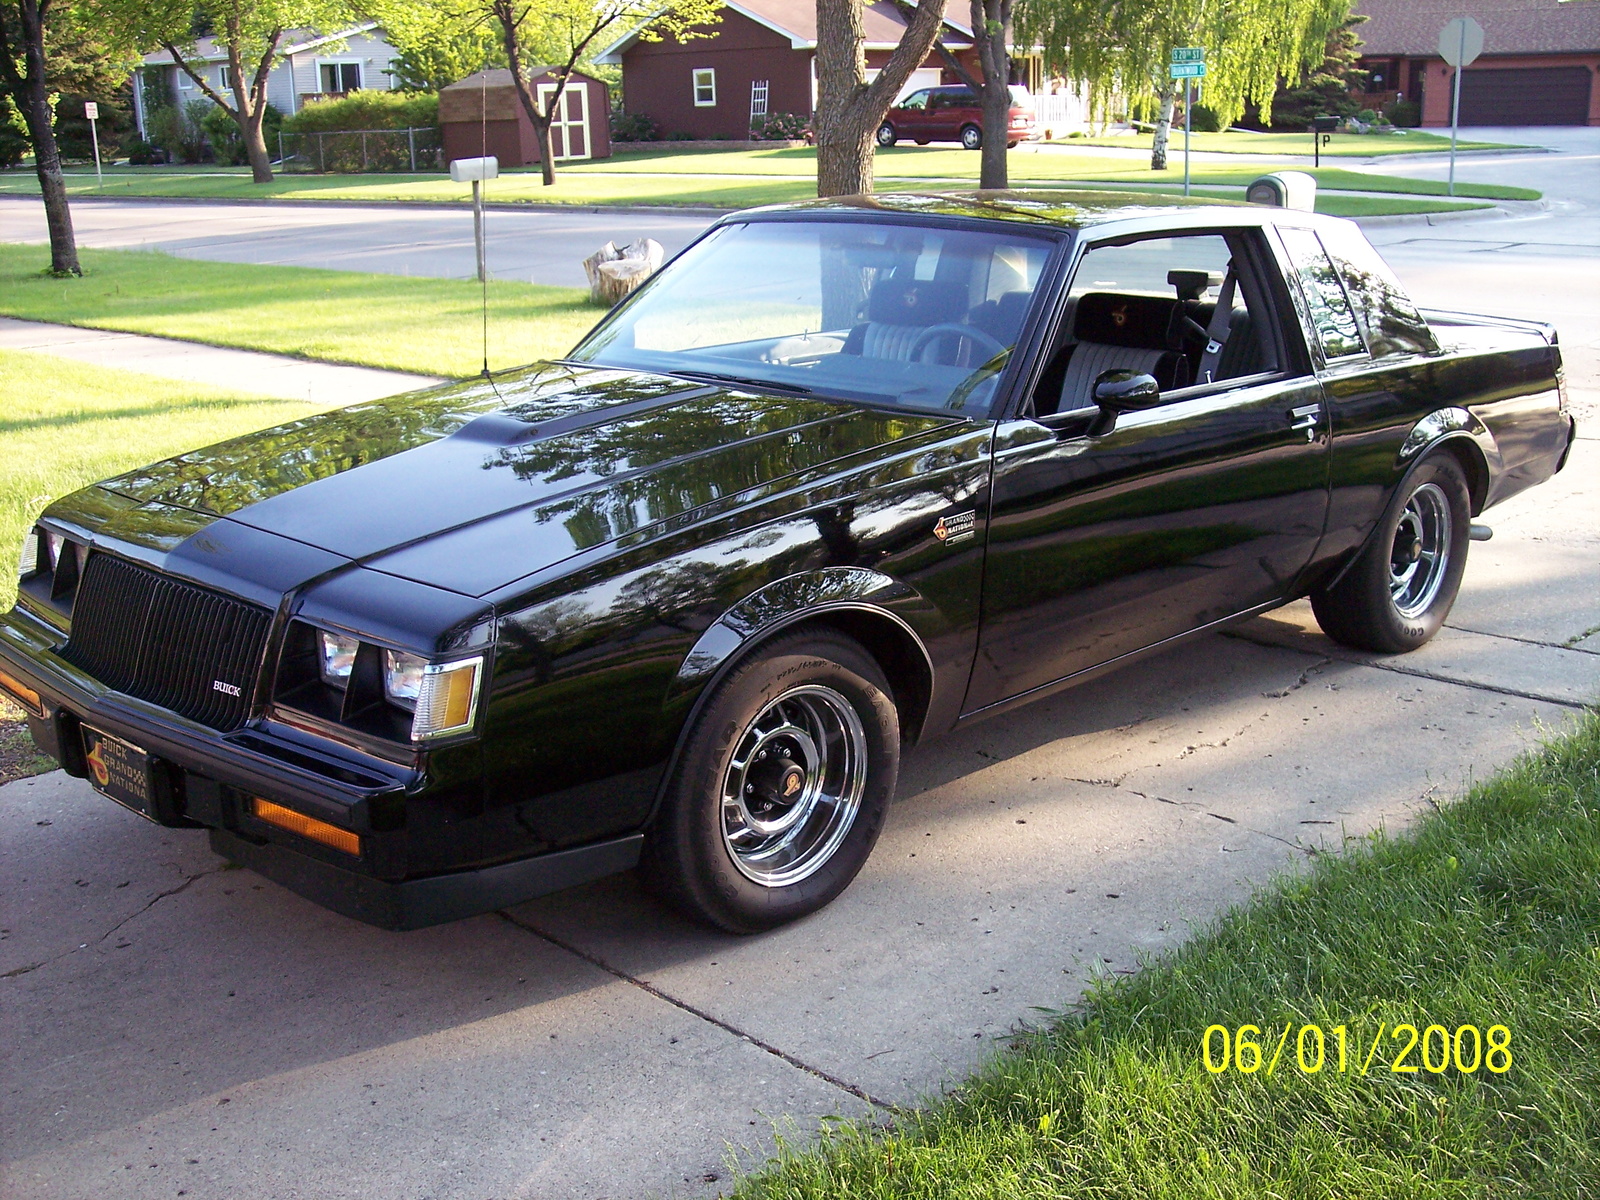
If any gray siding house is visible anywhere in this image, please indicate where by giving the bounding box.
[135,23,405,136]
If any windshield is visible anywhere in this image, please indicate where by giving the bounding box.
[569,219,1057,417]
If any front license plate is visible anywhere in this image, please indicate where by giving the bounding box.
[81,726,156,820]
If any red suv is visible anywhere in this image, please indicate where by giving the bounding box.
[877,85,1037,150]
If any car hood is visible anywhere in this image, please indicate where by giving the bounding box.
[87,363,960,598]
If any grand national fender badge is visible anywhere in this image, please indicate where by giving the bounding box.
[933,510,976,546]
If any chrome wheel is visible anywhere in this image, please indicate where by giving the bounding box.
[720,684,868,888]
[1390,482,1452,620]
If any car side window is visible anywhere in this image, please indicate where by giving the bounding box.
[1314,223,1439,358]
[900,89,930,111]
[1277,226,1367,362]
[1032,231,1281,419]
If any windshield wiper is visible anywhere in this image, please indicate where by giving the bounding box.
[665,369,814,396]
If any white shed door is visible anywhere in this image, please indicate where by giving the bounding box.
[538,82,591,161]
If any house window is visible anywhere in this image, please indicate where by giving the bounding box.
[319,61,362,94]
[218,64,234,90]
[693,68,716,107]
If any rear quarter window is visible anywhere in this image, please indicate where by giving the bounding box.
[1315,223,1439,358]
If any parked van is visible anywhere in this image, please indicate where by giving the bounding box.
[877,85,1037,150]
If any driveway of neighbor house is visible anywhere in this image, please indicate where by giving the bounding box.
[1,130,1595,1200]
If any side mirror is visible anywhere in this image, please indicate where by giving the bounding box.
[1088,370,1160,435]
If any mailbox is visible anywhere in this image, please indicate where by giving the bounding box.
[1310,115,1340,134]
[1246,171,1317,212]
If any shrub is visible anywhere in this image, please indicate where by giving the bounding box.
[1186,103,1222,133]
[124,138,168,165]
[202,103,283,165]
[610,109,658,142]
[283,91,440,134]
[1385,98,1420,128]
[148,98,213,164]
[750,111,809,141]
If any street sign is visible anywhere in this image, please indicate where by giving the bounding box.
[1169,62,1207,79]
[1438,17,1486,195]
[1171,47,1205,63]
[1438,17,1484,68]
[83,101,98,120]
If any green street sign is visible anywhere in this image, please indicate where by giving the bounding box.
[1169,62,1207,78]
[1171,47,1206,63]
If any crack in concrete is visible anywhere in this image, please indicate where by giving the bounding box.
[1130,790,1317,857]
[495,910,902,1114]
[1444,623,1600,657]
[1,866,222,983]
[1224,630,1589,709]
[1261,657,1334,698]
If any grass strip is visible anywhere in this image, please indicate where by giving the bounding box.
[0,244,600,379]
[0,348,344,609]
[734,711,1600,1198]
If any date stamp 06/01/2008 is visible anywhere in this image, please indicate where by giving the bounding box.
[1202,1022,1513,1077]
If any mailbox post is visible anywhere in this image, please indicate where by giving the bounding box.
[449,156,499,284]
[1310,115,1338,168]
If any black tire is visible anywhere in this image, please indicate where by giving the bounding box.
[1311,454,1471,654]
[641,631,899,933]
[876,123,898,148]
[960,124,982,150]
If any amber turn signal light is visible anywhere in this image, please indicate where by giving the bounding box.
[252,797,361,856]
[0,666,43,718]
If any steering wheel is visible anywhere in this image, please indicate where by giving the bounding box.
[907,323,1007,367]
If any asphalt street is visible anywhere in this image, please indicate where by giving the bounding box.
[2,130,1596,1199]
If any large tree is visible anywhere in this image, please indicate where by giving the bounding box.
[0,0,132,273]
[1019,0,1349,170]
[483,0,720,187]
[105,0,356,183]
[814,0,949,197]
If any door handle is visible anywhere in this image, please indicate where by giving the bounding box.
[1288,403,1322,440]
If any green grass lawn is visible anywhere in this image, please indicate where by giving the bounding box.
[1056,129,1526,156]
[0,143,1535,213]
[734,711,1600,1198]
[0,244,601,378]
[0,348,345,610]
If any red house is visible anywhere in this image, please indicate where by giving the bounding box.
[1351,0,1600,126]
[596,0,987,140]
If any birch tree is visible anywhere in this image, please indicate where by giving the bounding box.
[1018,0,1349,169]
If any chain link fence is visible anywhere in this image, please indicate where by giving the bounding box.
[275,128,442,174]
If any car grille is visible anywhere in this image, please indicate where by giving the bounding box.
[61,553,273,731]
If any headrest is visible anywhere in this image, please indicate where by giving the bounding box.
[1072,292,1176,350]
[865,278,969,326]
[1167,269,1222,302]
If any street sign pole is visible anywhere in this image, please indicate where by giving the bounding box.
[84,101,101,189]
[1169,49,1205,194]
[1437,17,1485,198]
[1184,80,1192,197]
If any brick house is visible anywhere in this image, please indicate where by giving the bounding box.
[596,0,998,140]
[1351,0,1600,126]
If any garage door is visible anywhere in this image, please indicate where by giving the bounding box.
[1459,67,1592,125]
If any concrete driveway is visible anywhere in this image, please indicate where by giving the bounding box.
[2,130,1597,1199]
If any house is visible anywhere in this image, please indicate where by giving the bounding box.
[440,69,612,165]
[134,23,406,136]
[597,0,1067,141]
[1351,0,1600,126]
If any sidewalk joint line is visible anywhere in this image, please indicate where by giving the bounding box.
[495,910,902,1114]
[1223,630,1588,710]
[1443,623,1600,657]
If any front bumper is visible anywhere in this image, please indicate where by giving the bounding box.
[0,607,641,930]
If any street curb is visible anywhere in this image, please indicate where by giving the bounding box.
[18,193,738,219]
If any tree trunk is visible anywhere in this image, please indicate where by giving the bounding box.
[814,0,950,197]
[815,0,873,196]
[1150,82,1176,170]
[13,0,78,274]
[532,115,556,186]
[973,0,1013,190]
[242,110,273,183]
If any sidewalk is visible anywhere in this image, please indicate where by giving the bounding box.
[0,316,443,403]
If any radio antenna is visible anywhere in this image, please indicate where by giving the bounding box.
[479,67,491,380]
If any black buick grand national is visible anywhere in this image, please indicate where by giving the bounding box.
[2,194,1576,933]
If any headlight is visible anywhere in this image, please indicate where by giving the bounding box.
[319,631,360,686]
[387,653,483,741]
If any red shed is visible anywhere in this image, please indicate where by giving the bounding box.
[440,68,612,166]
[597,0,980,141]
